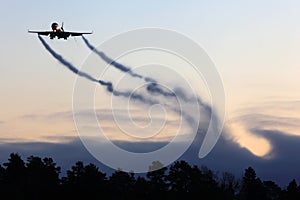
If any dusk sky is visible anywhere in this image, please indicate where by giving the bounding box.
[1,1,300,185]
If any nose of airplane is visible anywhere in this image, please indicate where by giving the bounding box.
[51,22,59,30]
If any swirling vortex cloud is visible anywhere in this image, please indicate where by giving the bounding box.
[72,28,225,173]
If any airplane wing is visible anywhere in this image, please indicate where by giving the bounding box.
[66,32,93,37]
[28,30,52,36]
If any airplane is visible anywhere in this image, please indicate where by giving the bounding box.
[28,22,93,40]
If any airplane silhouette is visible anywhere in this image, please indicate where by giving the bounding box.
[28,22,92,40]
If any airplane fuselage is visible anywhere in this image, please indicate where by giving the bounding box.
[50,22,67,39]
[28,22,93,40]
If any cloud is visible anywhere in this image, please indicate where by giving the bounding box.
[0,130,299,187]
[19,108,176,125]
[232,113,300,135]
[225,100,300,157]
[4,101,300,186]
[239,100,300,114]
[182,128,300,187]
[20,111,73,121]
[16,107,209,142]
[20,109,142,122]
[0,138,114,176]
[240,114,300,128]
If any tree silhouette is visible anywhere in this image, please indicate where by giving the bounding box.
[0,164,5,197]
[220,172,239,200]
[1,152,300,199]
[26,156,60,200]
[238,166,266,200]
[146,161,168,199]
[61,161,107,199]
[167,160,221,199]
[281,179,300,200]
[198,165,221,198]
[263,180,281,200]
[2,153,27,199]
[108,169,136,199]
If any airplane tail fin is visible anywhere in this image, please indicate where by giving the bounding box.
[61,22,64,31]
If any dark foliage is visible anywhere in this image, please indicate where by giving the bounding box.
[0,153,299,200]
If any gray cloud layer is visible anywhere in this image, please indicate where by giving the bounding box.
[1,128,299,187]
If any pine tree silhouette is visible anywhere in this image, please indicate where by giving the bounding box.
[0,153,299,200]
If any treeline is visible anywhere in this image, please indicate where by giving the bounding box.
[0,153,299,200]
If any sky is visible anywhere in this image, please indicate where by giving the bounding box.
[0,0,300,184]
